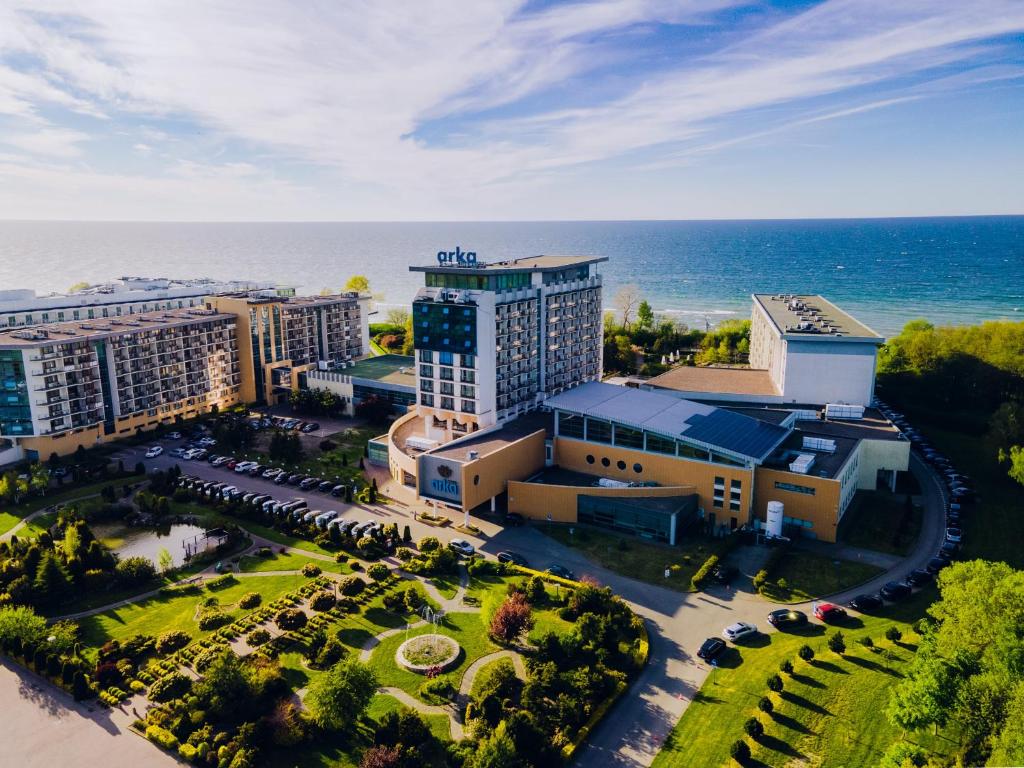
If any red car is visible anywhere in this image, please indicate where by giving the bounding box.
[814,602,847,623]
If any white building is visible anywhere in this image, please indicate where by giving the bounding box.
[0,277,291,329]
[407,253,605,442]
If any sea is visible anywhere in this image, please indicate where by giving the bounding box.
[0,217,1021,337]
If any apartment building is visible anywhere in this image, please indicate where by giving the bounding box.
[0,276,289,329]
[207,293,371,404]
[406,254,605,443]
[0,309,241,463]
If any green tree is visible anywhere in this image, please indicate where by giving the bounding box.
[467,720,520,768]
[999,444,1024,486]
[33,552,71,605]
[305,658,378,731]
[157,547,174,574]
[29,463,49,496]
[990,682,1024,766]
[636,300,654,330]
[0,606,48,647]
[344,275,371,294]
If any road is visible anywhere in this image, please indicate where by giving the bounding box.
[7,438,947,768]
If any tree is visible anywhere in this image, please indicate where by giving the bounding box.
[614,285,640,328]
[0,606,48,648]
[798,645,814,662]
[828,631,846,655]
[879,742,928,768]
[489,592,534,645]
[637,300,654,330]
[743,717,764,739]
[305,658,378,731]
[885,626,903,643]
[33,552,71,605]
[157,547,174,574]
[29,463,49,496]
[766,673,783,692]
[1000,445,1024,486]
[385,308,409,327]
[360,745,401,768]
[730,739,750,764]
[990,683,1024,766]
[344,275,371,294]
[115,556,156,585]
[467,720,519,768]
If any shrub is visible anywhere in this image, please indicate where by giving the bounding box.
[205,574,235,590]
[115,556,156,586]
[130,679,147,693]
[751,569,769,591]
[743,718,764,739]
[779,659,793,675]
[178,742,199,762]
[356,537,380,557]
[885,626,903,643]
[149,672,191,702]
[247,628,271,647]
[489,592,534,645]
[301,563,322,577]
[339,576,366,596]
[798,644,815,662]
[766,673,783,693]
[194,646,224,672]
[828,631,846,655]
[757,696,774,714]
[858,636,874,649]
[730,739,750,764]
[690,554,719,590]
[275,608,307,631]
[310,592,336,612]
[419,676,456,703]
[239,592,262,609]
[396,547,415,562]
[156,630,190,655]
[367,563,389,582]
[146,725,179,750]
[197,609,230,631]
[418,536,440,553]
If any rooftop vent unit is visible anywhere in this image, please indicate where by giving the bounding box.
[802,436,837,453]
[467,450,479,460]
[825,403,865,420]
[10,328,49,340]
[788,453,816,474]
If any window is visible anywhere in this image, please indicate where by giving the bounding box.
[616,460,626,470]
[420,393,434,407]
[440,382,454,395]
[420,380,433,392]
[586,418,612,444]
[585,454,595,464]
[419,349,433,363]
[439,367,453,381]
[440,397,454,410]
[774,481,816,496]
[461,401,475,414]
[678,443,709,462]
[461,354,475,368]
[647,434,675,455]
[601,457,610,467]
[613,425,644,450]
[633,463,643,473]
[439,351,453,365]
[420,364,434,378]
[558,412,584,439]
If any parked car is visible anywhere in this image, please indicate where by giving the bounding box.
[697,637,726,661]
[286,473,304,485]
[497,551,528,567]
[169,447,187,457]
[545,564,575,580]
[330,484,346,497]
[273,473,290,485]
[235,461,258,474]
[448,539,476,556]
[262,467,282,479]
[814,603,847,623]
[939,541,960,558]
[926,556,951,575]
[145,446,163,458]
[299,477,320,490]
[767,609,808,629]
[945,527,963,543]
[848,594,883,612]
[317,480,334,493]
[301,423,319,433]
[879,581,912,601]
[722,622,758,642]
[904,569,933,587]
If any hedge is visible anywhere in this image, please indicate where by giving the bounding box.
[691,554,720,591]
[146,725,179,750]
[509,564,579,588]
[561,679,628,760]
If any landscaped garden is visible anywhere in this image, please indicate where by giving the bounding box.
[754,548,885,603]
[838,489,923,556]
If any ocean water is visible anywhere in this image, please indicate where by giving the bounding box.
[0,217,1020,337]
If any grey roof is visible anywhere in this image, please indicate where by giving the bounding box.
[546,382,790,461]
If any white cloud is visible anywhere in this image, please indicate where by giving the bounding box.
[1,126,90,157]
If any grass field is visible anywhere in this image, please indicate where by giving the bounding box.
[367,694,452,741]
[653,591,955,768]
[759,551,885,603]
[541,524,724,592]
[77,573,305,657]
[0,476,138,536]
[237,550,351,574]
[838,490,922,556]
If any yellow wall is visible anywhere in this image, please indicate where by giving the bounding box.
[460,429,547,511]
[387,411,420,486]
[508,480,697,522]
[753,468,841,542]
[553,437,754,523]
[19,424,104,458]
[207,296,259,402]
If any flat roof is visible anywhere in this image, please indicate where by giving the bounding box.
[411,254,607,274]
[545,381,790,462]
[230,293,361,306]
[343,354,416,388]
[753,294,881,341]
[428,411,553,463]
[0,309,236,348]
[794,410,904,442]
[646,366,779,397]
[764,429,860,480]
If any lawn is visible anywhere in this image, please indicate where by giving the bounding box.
[838,490,922,556]
[77,573,306,657]
[653,590,956,768]
[367,694,451,741]
[238,550,351,575]
[541,524,724,592]
[428,574,460,600]
[0,475,138,536]
[366,612,500,702]
[759,550,884,603]
[920,427,1024,568]
[332,582,441,653]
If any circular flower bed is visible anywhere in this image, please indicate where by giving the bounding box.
[396,634,460,673]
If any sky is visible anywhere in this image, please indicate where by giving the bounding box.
[0,0,1022,221]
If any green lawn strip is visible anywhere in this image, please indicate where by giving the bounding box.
[920,426,1024,568]
[233,520,339,557]
[0,476,138,536]
[238,550,352,575]
[652,591,953,768]
[838,490,922,556]
[540,524,723,592]
[77,573,306,659]
[468,656,516,700]
[333,583,440,652]
[759,551,885,603]
[527,608,575,645]
[367,693,451,741]
[366,612,500,703]
[428,574,460,600]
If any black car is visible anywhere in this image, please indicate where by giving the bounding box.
[273,473,290,485]
[317,480,334,493]
[697,637,726,661]
[926,556,950,575]
[905,569,933,587]
[880,581,912,601]
[330,484,346,497]
[504,513,525,527]
[497,551,528,567]
[248,464,264,476]
[709,564,739,584]
[299,477,320,490]
[848,594,884,611]
[767,609,808,629]
[302,423,319,433]
[546,564,575,580]
[939,541,960,558]
[286,473,304,485]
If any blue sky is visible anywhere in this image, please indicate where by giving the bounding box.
[0,0,1022,221]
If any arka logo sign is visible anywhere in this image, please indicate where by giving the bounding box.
[436,247,477,266]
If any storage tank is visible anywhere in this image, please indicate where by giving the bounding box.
[766,501,784,538]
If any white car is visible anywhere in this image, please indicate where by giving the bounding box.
[448,539,476,556]
[945,527,962,543]
[722,622,758,642]
[234,461,257,473]
[145,446,163,458]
